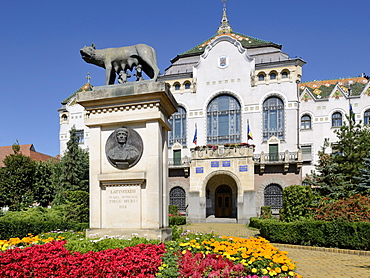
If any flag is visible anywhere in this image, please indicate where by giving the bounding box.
[193,124,197,144]
[247,121,253,140]
[350,104,355,123]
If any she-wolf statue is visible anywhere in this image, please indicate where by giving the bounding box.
[80,43,160,85]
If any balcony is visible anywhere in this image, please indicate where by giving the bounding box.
[254,150,303,173]
[168,156,191,167]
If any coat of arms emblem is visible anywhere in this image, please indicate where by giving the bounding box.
[219,56,228,68]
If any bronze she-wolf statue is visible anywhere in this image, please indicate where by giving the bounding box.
[80,43,160,85]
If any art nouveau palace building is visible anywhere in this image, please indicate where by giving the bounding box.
[59,9,370,223]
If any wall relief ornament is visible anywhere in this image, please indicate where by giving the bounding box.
[105,127,143,169]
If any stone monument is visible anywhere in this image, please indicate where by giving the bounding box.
[77,44,177,241]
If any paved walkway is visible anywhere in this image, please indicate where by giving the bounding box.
[182,223,370,278]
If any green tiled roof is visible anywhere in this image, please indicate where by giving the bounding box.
[300,77,369,99]
[180,31,281,57]
[61,83,93,105]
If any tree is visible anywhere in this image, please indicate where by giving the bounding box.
[331,115,370,188]
[53,126,89,205]
[33,160,56,207]
[0,142,36,210]
[305,115,370,199]
[355,152,370,195]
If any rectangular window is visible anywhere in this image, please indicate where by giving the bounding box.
[269,144,279,161]
[301,145,312,161]
[76,130,84,144]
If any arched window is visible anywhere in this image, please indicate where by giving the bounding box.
[207,94,241,144]
[332,112,342,127]
[184,82,191,90]
[364,109,370,124]
[174,83,181,90]
[263,97,284,141]
[62,114,68,121]
[169,106,187,146]
[269,72,277,80]
[282,71,289,79]
[264,184,283,210]
[169,187,186,211]
[301,114,311,130]
[258,74,265,81]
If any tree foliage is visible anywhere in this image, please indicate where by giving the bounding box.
[0,143,36,210]
[53,126,89,205]
[305,115,370,198]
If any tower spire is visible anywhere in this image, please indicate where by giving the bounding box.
[217,0,232,34]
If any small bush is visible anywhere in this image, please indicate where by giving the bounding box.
[169,205,179,216]
[260,206,272,219]
[169,216,186,226]
[280,185,313,222]
[312,194,370,222]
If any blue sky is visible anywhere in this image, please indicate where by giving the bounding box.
[1,0,369,156]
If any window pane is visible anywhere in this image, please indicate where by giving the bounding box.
[207,94,241,144]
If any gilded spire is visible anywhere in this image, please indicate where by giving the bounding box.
[217,0,232,34]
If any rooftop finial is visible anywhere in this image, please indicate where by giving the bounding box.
[217,0,232,34]
[86,72,91,83]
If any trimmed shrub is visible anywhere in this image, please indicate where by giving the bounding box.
[169,205,179,216]
[260,206,272,219]
[169,216,186,226]
[280,185,313,222]
[258,219,370,250]
[0,218,88,239]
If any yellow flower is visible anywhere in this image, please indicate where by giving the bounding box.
[282,265,288,272]
[251,268,257,273]
[261,269,268,275]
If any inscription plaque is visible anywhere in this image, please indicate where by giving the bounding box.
[105,185,141,228]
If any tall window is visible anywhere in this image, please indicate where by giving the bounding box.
[364,109,370,124]
[169,187,186,211]
[207,94,241,144]
[258,74,265,81]
[332,112,342,127]
[169,106,187,146]
[264,184,283,210]
[263,97,284,141]
[269,72,277,80]
[301,114,311,130]
[282,71,289,79]
[76,130,84,144]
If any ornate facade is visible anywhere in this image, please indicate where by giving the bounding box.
[59,7,370,223]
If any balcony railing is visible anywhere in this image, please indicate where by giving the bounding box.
[168,157,191,167]
[253,151,300,163]
[254,150,303,173]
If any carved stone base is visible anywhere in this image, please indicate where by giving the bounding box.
[86,228,172,242]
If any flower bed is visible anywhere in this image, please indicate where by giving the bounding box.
[0,230,302,278]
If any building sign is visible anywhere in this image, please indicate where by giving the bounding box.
[222,161,231,167]
[239,165,248,172]
[196,167,204,173]
[211,161,219,167]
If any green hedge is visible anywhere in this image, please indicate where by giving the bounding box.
[169,216,186,226]
[0,219,88,239]
[258,219,370,250]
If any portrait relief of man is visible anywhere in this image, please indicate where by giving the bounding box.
[106,127,143,169]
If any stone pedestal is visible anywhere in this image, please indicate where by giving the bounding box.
[77,81,177,241]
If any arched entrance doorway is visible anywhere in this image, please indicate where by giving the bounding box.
[205,173,237,219]
[215,185,232,217]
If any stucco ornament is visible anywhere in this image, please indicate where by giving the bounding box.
[80,43,160,85]
[105,127,143,169]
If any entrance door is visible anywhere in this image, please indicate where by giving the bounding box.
[215,185,232,217]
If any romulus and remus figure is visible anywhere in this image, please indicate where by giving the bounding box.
[80,43,160,85]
